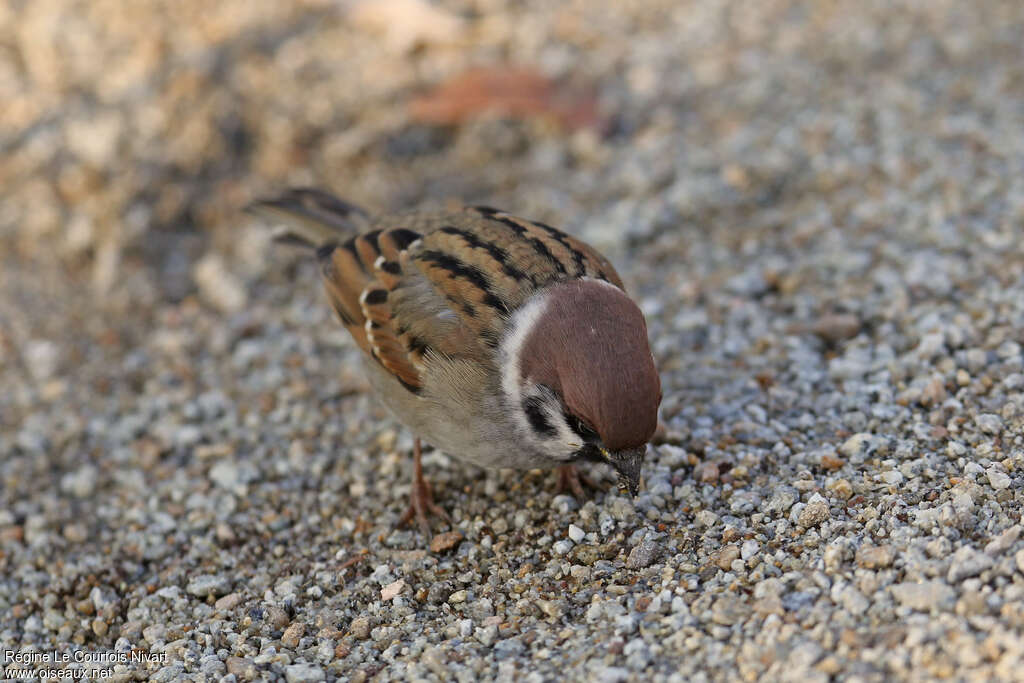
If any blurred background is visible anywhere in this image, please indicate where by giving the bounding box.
[5,0,670,302]
[4,0,1020,308]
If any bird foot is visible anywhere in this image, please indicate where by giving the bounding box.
[396,439,452,537]
[555,464,607,499]
[397,475,452,537]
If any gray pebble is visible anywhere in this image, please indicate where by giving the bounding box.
[626,540,659,569]
[186,574,230,598]
[552,539,574,556]
[285,664,325,683]
[595,666,630,683]
[975,414,1003,435]
[891,582,955,611]
[948,547,994,583]
[987,468,1011,490]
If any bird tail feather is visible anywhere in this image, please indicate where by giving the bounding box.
[247,188,372,249]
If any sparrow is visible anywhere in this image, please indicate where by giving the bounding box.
[250,189,662,536]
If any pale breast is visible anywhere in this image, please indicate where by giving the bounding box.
[360,353,551,470]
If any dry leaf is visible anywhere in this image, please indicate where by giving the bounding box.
[411,66,603,132]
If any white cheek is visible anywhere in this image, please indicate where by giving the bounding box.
[545,403,581,457]
[508,388,580,461]
[498,291,550,405]
[497,290,580,462]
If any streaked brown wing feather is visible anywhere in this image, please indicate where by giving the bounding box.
[408,207,623,339]
[318,204,624,396]
[319,229,426,393]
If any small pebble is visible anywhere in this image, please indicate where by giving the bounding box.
[798,495,830,527]
[430,531,463,553]
[284,663,325,683]
[214,593,243,611]
[265,605,290,630]
[381,579,405,601]
[891,581,955,611]
[186,575,230,598]
[987,468,1011,490]
[881,470,904,486]
[975,414,1002,435]
[553,540,574,555]
[626,541,659,569]
[349,616,371,640]
[281,622,304,648]
[716,545,740,571]
[948,547,994,582]
[226,658,255,679]
[856,544,895,569]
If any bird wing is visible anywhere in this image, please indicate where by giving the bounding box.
[406,206,624,343]
[258,190,624,396]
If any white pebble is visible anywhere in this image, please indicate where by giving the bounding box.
[975,413,1002,434]
[987,468,1011,490]
[881,470,904,485]
[552,540,574,556]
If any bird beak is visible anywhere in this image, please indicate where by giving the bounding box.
[604,446,645,497]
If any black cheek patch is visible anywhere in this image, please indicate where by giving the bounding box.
[564,410,599,443]
[522,396,557,437]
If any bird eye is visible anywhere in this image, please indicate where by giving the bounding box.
[570,416,599,442]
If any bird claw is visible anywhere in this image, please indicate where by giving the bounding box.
[395,438,452,537]
[396,475,452,537]
[555,464,607,499]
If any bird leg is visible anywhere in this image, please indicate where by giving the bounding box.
[397,438,452,536]
[555,464,606,499]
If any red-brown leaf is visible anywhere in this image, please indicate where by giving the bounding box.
[410,66,603,132]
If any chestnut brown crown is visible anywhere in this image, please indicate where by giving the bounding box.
[519,279,662,452]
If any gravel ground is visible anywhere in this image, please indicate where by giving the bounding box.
[3,1,1024,681]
